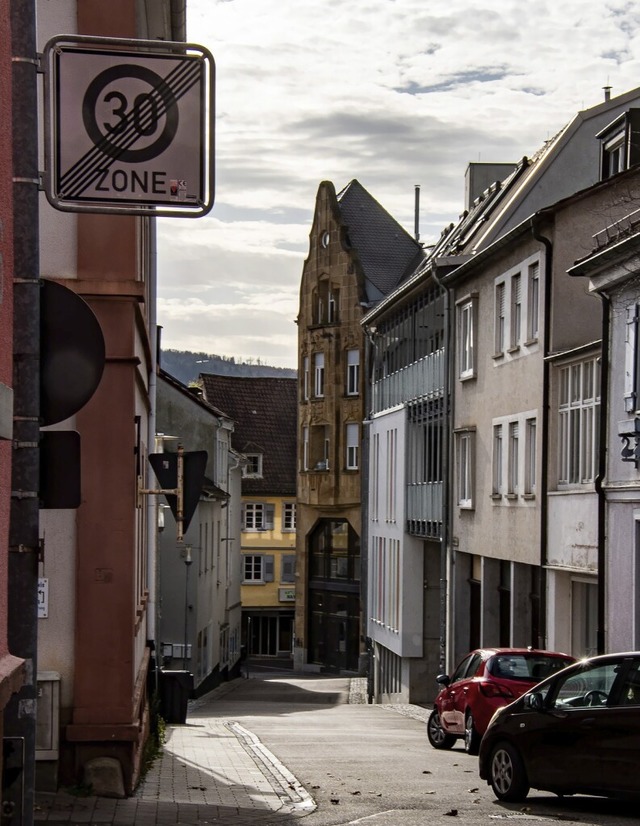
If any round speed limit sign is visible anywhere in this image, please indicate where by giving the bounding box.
[44,35,215,216]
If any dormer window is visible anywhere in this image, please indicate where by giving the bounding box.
[243,453,263,478]
[597,109,640,180]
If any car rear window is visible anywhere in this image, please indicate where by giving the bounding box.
[487,654,573,682]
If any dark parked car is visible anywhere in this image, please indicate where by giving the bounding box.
[427,648,575,755]
[479,651,640,802]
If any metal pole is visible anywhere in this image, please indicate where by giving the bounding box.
[183,546,192,670]
[6,1,39,824]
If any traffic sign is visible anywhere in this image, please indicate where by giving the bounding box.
[43,35,214,216]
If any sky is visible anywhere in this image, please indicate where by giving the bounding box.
[156,0,640,369]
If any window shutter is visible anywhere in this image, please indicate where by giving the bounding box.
[264,555,274,582]
[265,504,275,529]
[282,555,296,582]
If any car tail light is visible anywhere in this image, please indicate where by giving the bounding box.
[479,681,515,699]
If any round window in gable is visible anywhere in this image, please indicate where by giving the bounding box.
[321,230,330,248]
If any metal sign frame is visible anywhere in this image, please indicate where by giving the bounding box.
[42,34,215,217]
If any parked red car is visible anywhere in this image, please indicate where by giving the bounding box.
[427,647,575,755]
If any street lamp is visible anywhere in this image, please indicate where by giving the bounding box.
[183,545,193,670]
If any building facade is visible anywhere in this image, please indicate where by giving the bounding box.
[155,371,242,694]
[35,0,187,796]
[296,180,424,674]
[201,375,298,664]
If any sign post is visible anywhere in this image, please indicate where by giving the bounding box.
[43,35,214,216]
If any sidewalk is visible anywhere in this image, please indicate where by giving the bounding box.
[34,679,314,825]
[34,677,429,825]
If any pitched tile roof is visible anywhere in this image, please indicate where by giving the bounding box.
[200,374,297,497]
[336,179,426,303]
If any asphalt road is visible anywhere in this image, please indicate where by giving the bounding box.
[205,672,639,826]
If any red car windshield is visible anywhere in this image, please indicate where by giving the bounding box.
[487,654,574,682]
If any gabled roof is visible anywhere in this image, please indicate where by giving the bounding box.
[433,86,640,258]
[200,374,297,497]
[336,179,426,303]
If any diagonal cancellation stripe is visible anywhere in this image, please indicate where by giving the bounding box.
[59,59,202,198]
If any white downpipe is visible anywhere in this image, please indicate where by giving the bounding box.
[147,216,158,644]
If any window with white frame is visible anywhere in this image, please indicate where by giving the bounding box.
[302,425,309,470]
[492,424,503,495]
[494,255,541,359]
[525,418,537,496]
[457,295,477,379]
[495,282,506,355]
[314,352,325,397]
[507,421,519,495]
[510,273,522,350]
[346,422,359,470]
[242,502,275,531]
[243,453,263,478]
[625,303,640,413]
[346,349,360,395]
[558,358,600,486]
[456,429,475,508]
[386,427,397,522]
[243,553,274,583]
[527,261,540,342]
[303,356,309,400]
[283,502,296,531]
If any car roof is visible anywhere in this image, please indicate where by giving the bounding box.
[474,648,573,658]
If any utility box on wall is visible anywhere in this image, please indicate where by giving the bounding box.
[36,672,60,792]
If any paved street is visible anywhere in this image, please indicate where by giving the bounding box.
[35,673,639,825]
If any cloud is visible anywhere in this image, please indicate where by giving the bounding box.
[157,0,640,368]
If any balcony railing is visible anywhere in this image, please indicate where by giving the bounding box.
[406,481,443,538]
[372,349,444,413]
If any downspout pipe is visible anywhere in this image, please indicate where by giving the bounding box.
[594,292,609,655]
[530,217,552,649]
[430,263,453,673]
[147,217,158,666]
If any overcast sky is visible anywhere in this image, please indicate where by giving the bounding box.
[156,0,640,369]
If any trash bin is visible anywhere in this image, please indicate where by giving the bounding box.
[159,670,193,724]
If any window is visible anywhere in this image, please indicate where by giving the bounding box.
[242,503,275,531]
[525,417,537,496]
[510,273,521,350]
[346,423,359,470]
[243,454,263,478]
[310,424,330,470]
[625,304,640,413]
[492,424,503,495]
[302,426,309,471]
[598,109,640,180]
[316,281,339,325]
[314,352,325,397]
[281,554,296,583]
[243,554,263,581]
[508,422,519,495]
[283,502,296,531]
[495,281,506,355]
[527,261,539,342]
[457,296,477,379]
[303,356,309,400]
[494,256,540,359]
[346,349,360,395]
[456,429,475,508]
[243,553,274,583]
[558,358,600,486]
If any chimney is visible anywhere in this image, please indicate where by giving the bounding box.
[603,86,612,102]
[414,184,420,243]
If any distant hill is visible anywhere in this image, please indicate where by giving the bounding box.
[160,349,297,386]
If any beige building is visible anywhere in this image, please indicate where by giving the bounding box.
[296,180,424,673]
